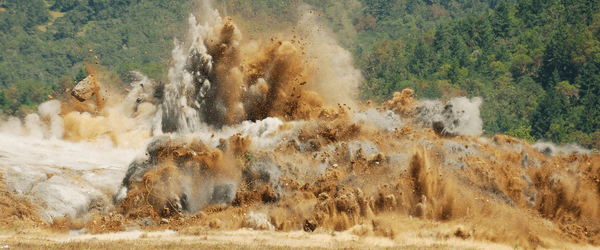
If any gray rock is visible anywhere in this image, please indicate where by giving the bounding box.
[2,165,48,195]
[31,175,104,221]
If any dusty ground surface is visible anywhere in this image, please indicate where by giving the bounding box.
[0,228,542,249]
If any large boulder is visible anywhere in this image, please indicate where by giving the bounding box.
[71,74,100,102]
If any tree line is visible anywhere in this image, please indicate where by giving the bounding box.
[2,0,600,149]
[354,0,600,148]
[0,0,192,115]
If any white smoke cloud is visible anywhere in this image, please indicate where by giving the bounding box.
[38,100,64,139]
[244,211,275,231]
[416,97,483,136]
[449,97,483,136]
[0,116,24,135]
[1,100,65,140]
[296,4,362,110]
[353,109,403,132]
[532,141,590,156]
[24,113,44,139]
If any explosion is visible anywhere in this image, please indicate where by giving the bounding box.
[1,4,600,250]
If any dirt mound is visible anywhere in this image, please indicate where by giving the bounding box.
[0,173,44,231]
[7,85,600,249]
[114,134,243,217]
[385,88,415,116]
[99,101,600,248]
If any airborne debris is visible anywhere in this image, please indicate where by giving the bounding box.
[71,74,100,102]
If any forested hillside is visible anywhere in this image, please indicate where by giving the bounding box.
[0,0,193,116]
[353,0,600,148]
[2,0,600,149]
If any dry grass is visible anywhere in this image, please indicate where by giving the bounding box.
[36,11,66,32]
[0,239,474,250]
[50,11,65,19]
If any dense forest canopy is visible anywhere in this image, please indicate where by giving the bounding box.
[0,0,193,115]
[1,0,600,149]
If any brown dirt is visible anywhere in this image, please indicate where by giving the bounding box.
[77,92,599,249]
[0,173,45,232]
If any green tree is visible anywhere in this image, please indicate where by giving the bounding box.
[579,91,600,134]
[530,70,569,140]
[432,23,450,53]
[409,39,430,77]
[490,0,510,38]
[0,89,8,111]
[515,0,546,28]
[51,0,84,12]
[475,16,495,52]
[362,0,395,22]
[75,67,89,83]
[432,23,451,69]
[576,61,600,133]
[506,125,536,144]
[562,0,600,26]
[576,61,600,104]
[537,23,578,91]
[449,34,470,68]
[6,0,51,30]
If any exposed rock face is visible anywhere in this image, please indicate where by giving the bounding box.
[71,75,100,102]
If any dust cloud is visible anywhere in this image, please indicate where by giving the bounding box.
[0,3,599,250]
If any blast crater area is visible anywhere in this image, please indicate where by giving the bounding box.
[0,3,598,250]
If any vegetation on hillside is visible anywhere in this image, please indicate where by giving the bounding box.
[353,0,600,148]
[0,0,193,115]
[1,0,600,149]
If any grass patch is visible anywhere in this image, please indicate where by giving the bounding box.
[50,11,65,19]
[37,11,66,32]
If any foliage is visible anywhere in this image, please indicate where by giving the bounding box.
[0,0,193,116]
[351,0,600,149]
[505,126,536,144]
[3,0,600,149]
